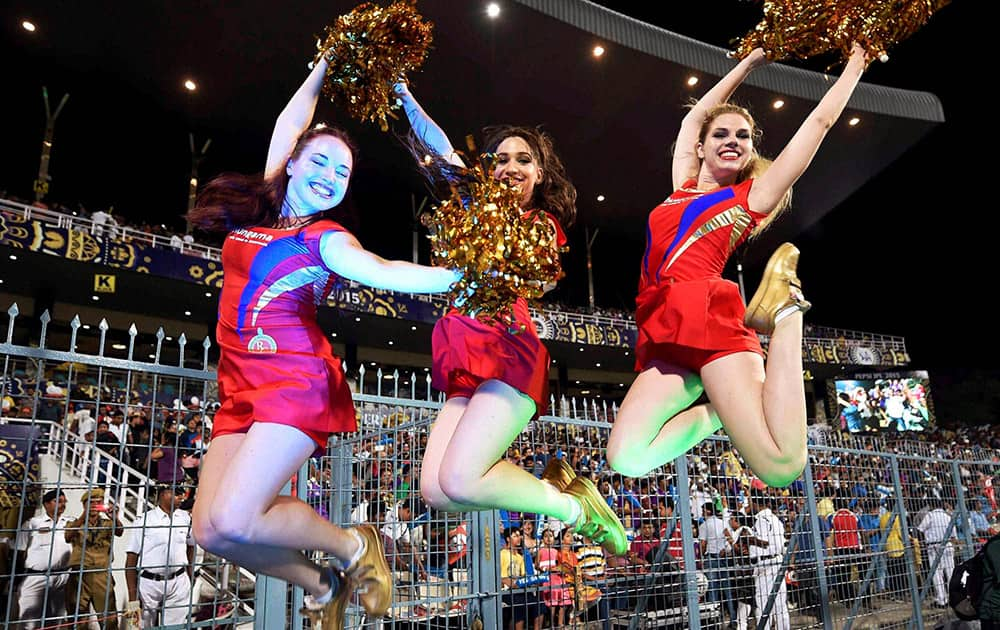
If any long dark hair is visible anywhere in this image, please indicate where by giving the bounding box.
[482,125,576,228]
[408,125,577,228]
[187,125,357,232]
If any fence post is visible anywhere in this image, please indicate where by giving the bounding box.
[330,440,353,525]
[952,460,976,561]
[802,457,833,630]
[469,510,501,629]
[674,453,702,630]
[254,478,293,630]
[890,455,924,630]
[291,461,309,630]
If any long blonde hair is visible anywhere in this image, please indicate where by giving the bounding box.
[697,103,791,235]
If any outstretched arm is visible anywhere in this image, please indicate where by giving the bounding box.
[748,44,868,215]
[319,230,459,293]
[673,48,768,189]
[394,82,466,168]
[265,58,330,178]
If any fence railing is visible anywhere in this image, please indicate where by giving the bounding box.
[4,197,919,358]
[4,304,995,630]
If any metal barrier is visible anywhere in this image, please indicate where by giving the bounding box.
[1,303,254,629]
[3,302,997,629]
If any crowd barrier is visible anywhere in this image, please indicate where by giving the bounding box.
[2,198,917,363]
[2,307,995,629]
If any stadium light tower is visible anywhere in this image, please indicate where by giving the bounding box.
[585,225,599,312]
[186,133,211,233]
[35,87,70,203]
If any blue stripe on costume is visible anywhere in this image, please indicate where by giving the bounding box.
[235,235,311,333]
[641,219,654,284]
[653,187,734,283]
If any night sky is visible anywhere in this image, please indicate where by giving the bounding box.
[1,1,992,424]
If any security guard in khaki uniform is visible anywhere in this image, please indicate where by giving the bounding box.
[64,488,124,629]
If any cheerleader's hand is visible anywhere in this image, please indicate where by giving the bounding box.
[393,81,412,102]
[452,281,477,309]
[745,47,769,69]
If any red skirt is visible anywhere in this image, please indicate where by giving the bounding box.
[432,300,551,413]
[213,322,356,450]
[634,277,763,372]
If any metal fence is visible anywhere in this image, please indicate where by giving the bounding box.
[3,304,997,629]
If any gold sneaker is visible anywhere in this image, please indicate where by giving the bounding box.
[744,242,812,335]
[345,525,393,618]
[300,569,350,630]
[540,457,576,492]
[563,477,628,556]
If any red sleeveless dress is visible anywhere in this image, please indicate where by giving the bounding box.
[431,212,567,412]
[213,220,356,449]
[635,179,767,372]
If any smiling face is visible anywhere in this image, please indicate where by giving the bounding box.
[697,111,755,185]
[284,134,353,216]
[493,136,542,209]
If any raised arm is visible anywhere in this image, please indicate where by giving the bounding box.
[673,48,768,189]
[265,57,330,178]
[747,44,868,215]
[394,82,466,168]
[319,230,459,293]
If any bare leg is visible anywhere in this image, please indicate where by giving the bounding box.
[606,360,721,477]
[420,398,488,512]
[192,426,359,596]
[437,380,577,522]
[701,314,807,486]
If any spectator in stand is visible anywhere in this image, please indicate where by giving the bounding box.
[522,518,540,561]
[787,503,829,620]
[14,490,72,630]
[499,527,547,630]
[569,534,610,629]
[827,495,867,607]
[125,485,195,628]
[149,424,186,487]
[917,499,957,608]
[73,406,96,442]
[858,499,886,592]
[970,499,992,541]
[748,491,789,630]
[64,489,124,630]
[628,519,660,567]
[699,501,735,625]
[90,207,115,239]
[726,513,760,630]
[380,500,427,581]
[536,527,571,626]
[659,496,686,569]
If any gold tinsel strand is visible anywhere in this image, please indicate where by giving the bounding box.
[734,0,950,64]
[314,1,433,131]
[421,156,565,333]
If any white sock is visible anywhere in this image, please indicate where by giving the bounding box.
[565,496,583,527]
[345,528,367,570]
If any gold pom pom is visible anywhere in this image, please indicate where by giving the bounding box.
[315,1,434,131]
[734,0,950,65]
[422,156,566,333]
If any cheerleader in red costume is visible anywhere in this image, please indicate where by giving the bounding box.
[606,45,870,488]
[395,82,628,556]
[186,56,459,629]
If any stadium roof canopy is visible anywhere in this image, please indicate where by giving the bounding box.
[2,0,943,268]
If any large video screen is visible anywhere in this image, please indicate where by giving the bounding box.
[829,370,934,433]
